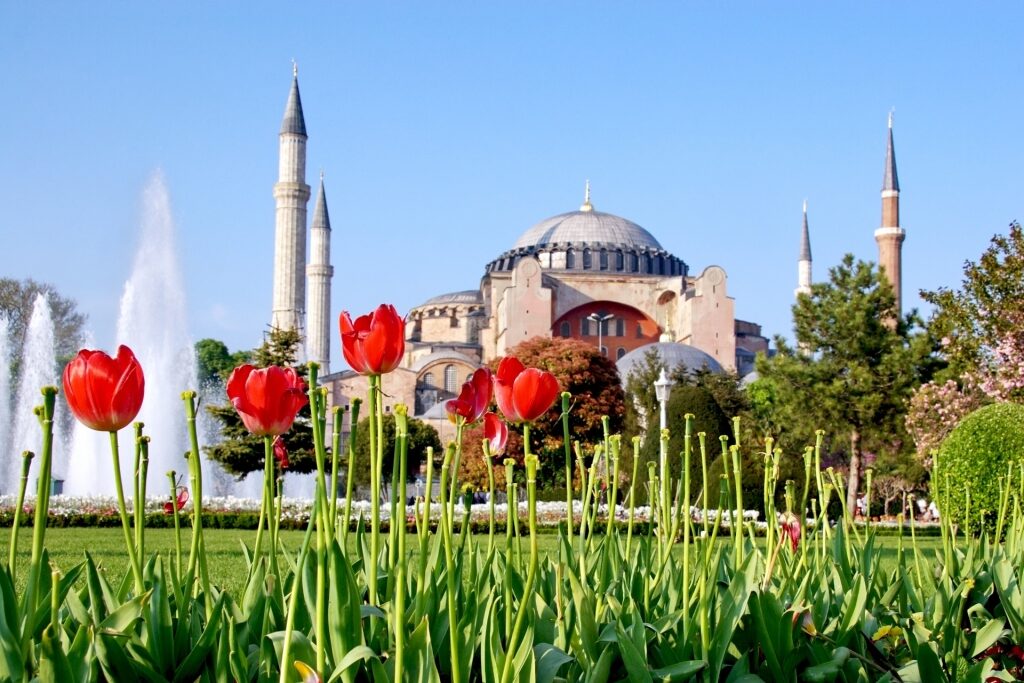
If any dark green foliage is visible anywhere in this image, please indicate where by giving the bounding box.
[641,384,730,487]
[934,402,1024,531]
[194,338,251,385]
[203,328,318,476]
[922,221,1024,381]
[756,254,932,512]
[350,413,442,488]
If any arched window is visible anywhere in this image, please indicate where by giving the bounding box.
[616,347,627,360]
[629,252,638,272]
[615,318,625,337]
[616,251,624,271]
[560,321,571,338]
[636,322,644,338]
[444,365,458,394]
[582,248,592,269]
[566,249,576,269]
[599,249,608,271]
[422,372,435,388]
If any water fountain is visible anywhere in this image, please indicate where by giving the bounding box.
[0,316,12,491]
[8,295,60,493]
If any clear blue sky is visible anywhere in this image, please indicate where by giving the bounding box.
[2,3,1021,369]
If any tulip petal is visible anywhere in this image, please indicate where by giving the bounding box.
[512,368,560,423]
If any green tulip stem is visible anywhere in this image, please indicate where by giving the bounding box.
[503,457,515,639]
[254,436,273,561]
[108,430,145,595]
[560,392,573,543]
[438,441,461,683]
[278,512,317,683]
[393,408,410,683]
[415,446,434,621]
[168,471,183,577]
[483,440,497,556]
[8,451,34,577]
[136,430,150,564]
[447,419,465,536]
[730,445,744,563]
[342,398,362,544]
[28,389,58,611]
[500,452,539,683]
[306,363,329,675]
[625,437,640,558]
[368,374,382,608]
[183,391,212,615]
[329,405,342,539]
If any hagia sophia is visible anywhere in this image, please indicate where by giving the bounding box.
[267,71,904,440]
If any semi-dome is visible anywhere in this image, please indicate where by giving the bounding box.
[512,209,663,251]
[616,342,724,382]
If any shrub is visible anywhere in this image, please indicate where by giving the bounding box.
[934,402,1024,532]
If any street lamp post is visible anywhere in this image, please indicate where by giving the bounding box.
[654,367,673,540]
[587,312,614,357]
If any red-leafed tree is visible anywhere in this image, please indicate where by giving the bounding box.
[458,337,625,488]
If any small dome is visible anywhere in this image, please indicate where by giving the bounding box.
[616,342,724,382]
[513,209,663,252]
[417,290,483,307]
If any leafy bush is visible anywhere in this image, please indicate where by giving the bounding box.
[934,402,1024,531]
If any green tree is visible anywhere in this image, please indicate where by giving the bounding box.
[350,413,442,489]
[921,222,1024,381]
[757,254,930,513]
[194,338,251,386]
[495,337,626,486]
[0,277,86,369]
[203,328,317,477]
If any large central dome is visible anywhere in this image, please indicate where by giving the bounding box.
[512,207,663,251]
[484,187,687,277]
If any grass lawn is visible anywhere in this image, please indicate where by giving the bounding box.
[1,527,943,598]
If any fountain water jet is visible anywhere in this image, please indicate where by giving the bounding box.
[7,295,59,493]
[0,316,12,490]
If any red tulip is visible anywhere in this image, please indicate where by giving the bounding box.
[163,486,189,515]
[780,512,801,552]
[226,364,308,437]
[445,368,493,424]
[483,412,508,455]
[494,356,560,423]
[63,345,145,432]
[339,304,405,375]
[273,435,289,469]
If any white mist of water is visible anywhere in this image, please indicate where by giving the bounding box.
[113,172,198,494]
[0,316,11,489]
[8,295,58,493]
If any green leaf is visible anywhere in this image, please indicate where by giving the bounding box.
[405,616,442,683]
[171,594,226,683]
[99,590,151,633]
[914,642,948,683]
[803,647,850,683]
[650,659,706,682]
[534,643,573,683]
[970,617,1006,657]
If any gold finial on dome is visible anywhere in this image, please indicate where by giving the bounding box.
[580,179,593,212]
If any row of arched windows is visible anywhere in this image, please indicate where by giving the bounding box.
[487,247,685,276]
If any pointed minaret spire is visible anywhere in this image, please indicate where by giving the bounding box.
[795,199,812,298]
[580,179,593,212]
[271,67,311,334]
[882,110,899,192]
[875,111,906,317]
[306,174,334,372]
[281,65,307,136]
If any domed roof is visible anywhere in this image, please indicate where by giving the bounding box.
[513,208,663,252]
[417,290,483,307]
[616,342,724,382]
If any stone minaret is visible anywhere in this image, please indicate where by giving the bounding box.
[874,112,905,315]
[271,65,310,333]
[795,199,812,298]
[306,173,333,372]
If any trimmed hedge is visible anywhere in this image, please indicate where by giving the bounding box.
[934,402,1024,532]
